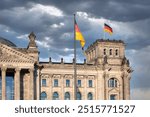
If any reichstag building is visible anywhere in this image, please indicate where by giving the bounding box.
[0,32,132,100]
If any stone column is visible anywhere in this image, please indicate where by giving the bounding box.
[103,72,106,100]
[126,75,130,100]
[61,75,64,100]
[123,76,127,100]
[103,71,109,100]
[14,68,21,100]
[29,68,34,100]
[84,75,87,100]
[95,74,98,100]
[123,73,130,100]
[2,67,6,100]
[36,69,40,100]
[49,74,52,100]
[120,76,124,100]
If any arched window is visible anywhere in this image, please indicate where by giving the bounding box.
[115,49,119,56]
[65,92,70,100]
[109,49,112,55]
[88,92,93,100]
[53,92,59,100]
[40,92,47,100]
[104,49,106,55]
[77,92,82,100]
[108,78,118,87]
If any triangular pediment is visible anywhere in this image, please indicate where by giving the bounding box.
[108,88,119,93]
[0,43,35,63]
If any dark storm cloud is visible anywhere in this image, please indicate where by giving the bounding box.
[0,0,149,51]
[1,0,150,22]
[0,6,63,33]
[37,0,150,22]
[0,0,33,10]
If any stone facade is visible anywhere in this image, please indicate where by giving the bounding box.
[0,32,132,100]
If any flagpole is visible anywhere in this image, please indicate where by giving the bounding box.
[74,14,77,100]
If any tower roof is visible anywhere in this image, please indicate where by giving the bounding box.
[86,39,125,50]
[97,39,125,44]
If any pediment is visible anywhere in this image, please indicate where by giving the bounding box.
[0,43,35,63]
[108,88,119,93]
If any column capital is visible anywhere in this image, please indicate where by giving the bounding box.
[15,67,21,72]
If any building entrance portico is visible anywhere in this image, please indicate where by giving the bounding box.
[0,67,35,100]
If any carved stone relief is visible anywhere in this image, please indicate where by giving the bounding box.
[52,74,61,79]
[64,74,73,79]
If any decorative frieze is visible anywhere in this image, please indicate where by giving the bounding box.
[52,74,61,79]
[87,75,95,79]
[64,74,73,79]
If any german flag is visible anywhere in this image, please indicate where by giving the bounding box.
[104,23,113,35]
[75,19,85,48]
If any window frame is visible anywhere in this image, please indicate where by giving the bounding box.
[66,79,70,87]
[42,79,46,87]
[88,92,93,100]
[108,78,118,88]
[54,79,58,87]
[53,92,59,100]
[77,92,82,100]
[88,80,93,87]
[40,92,47,100]
[110,94,116,100]
[77,80,81,87]
[115,49,119,56]
[64,92,70,100]
[103,49,106,55]
[109,49,113,56]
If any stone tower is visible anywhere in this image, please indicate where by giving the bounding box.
[85,39,132,100]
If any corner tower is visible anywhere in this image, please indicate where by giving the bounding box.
[85,39,132,100]
[85,39,125,65]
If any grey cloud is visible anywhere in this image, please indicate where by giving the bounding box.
[39,0,150,22]
[127,46,150,89]
[1,0,150,22]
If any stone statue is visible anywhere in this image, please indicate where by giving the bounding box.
[104,55,108,64]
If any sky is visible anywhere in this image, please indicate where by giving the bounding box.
[0,0,150,99]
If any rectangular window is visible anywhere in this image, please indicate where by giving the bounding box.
[110,94,116,100]
[42,79,46,86]
[66,79,70,87]
[88,80,93,87]
[77,80,81,87]
[54,79,58,87]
